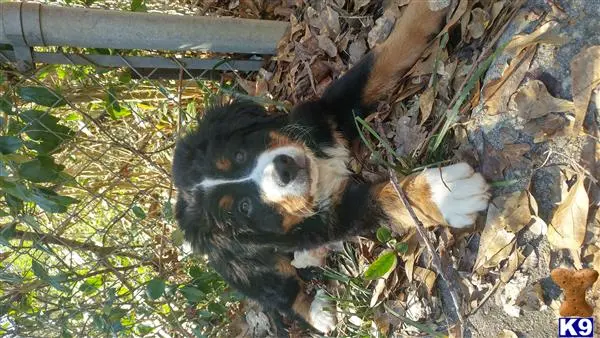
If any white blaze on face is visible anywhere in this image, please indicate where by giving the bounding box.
[195,146,310,203]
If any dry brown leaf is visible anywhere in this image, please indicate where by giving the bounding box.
[523,113,569,143]
[467,8,490,40]
[500,245,525,283]
[501,143,531,169]
[383,268,402,300]
[254,78,269,97]
[272,6,293,18]
[474,193,519,271]
[481,143,509,181]
[400,233,420,282]
[491,1,506,22]
[370,278,387,307]
[460,9,470,42]
[521,245,539,272]
[528,216,548,236]
[481,141,531,180]
[594,252,600,292]
[440,0,468,34]
[372,308,391,336]
[309,60,331,84]
[317,34,338,57]
[504,21,567,55]
[448,323,463,338]
[315,76,332,97]
[237,78,258,96]
[414,266,437,294]
[581,101,599,193]
[354,0,370,11]
[474,190,535,271]
[289,14,303,38]
[335,30,351,53]
[305,7,323,31]
[367,13,396,48]
[348,38,368,65]
[325,6,341,36]
[393,115,428,157]
[419,86,436,124]
[405,46,447,78]
[571,46,600,134]
[427,0,450,11]
[470,78,482,107]
[239,0,260,18]
[547,174,589,269]
[395,82,428,103]
[511,80,574,120]
[244,309,272,337]
[483,47,536,115]
[452,59,471,93]
[515,281,546,311]
[503,190,536,233]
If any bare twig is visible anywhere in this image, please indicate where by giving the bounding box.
[387,169,466,331]
[12,230,144,260]
[466,281,501,316]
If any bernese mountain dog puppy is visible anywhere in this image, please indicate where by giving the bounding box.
[172,1,490,334]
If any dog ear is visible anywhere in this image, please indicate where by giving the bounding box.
[172,131,208,191]
[174,192,213,251]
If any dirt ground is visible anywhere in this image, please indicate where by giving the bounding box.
[464,0,599,336]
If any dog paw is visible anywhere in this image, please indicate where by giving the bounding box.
[292,247,328,268]
[291,241,343,269]
[423,162,490,228]
[310,289,336,333]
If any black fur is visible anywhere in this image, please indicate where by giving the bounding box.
[173,48,393,335]
[171,2,454,333]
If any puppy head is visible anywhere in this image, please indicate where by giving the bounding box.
[173,100,330,249]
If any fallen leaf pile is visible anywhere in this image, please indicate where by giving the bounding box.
[186,0,600,336]
[187,0,296,20]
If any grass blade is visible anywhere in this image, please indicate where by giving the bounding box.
[432,40,510,151]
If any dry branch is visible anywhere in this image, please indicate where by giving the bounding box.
[388,168,466,333]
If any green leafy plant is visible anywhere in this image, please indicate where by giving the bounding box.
[0,63,241,338]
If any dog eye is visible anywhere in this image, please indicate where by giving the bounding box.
[238,197,252,216]
[234,150,247,163]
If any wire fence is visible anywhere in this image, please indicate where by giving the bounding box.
[0,2,275,336]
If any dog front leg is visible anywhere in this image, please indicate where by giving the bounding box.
[375,162,490,234]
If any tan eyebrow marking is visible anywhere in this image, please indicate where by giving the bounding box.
[268,131,295,149]
[218,195,234,210]
[275,256,298,277]
[216,158,232,171]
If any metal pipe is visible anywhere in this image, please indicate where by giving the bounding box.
[0,50,264,71]
[0,2,289,54]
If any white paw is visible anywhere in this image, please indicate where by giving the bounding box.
[423,162,490,228]
[291,247,328,268]
[310,289,336,333]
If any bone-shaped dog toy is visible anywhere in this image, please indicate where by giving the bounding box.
[551,268,599,317]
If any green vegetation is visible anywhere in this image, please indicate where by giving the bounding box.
[0,58,246,337]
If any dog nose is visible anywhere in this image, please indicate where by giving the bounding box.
[273,155,299,186]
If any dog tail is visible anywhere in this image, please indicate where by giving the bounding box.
[321,0,448,122]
